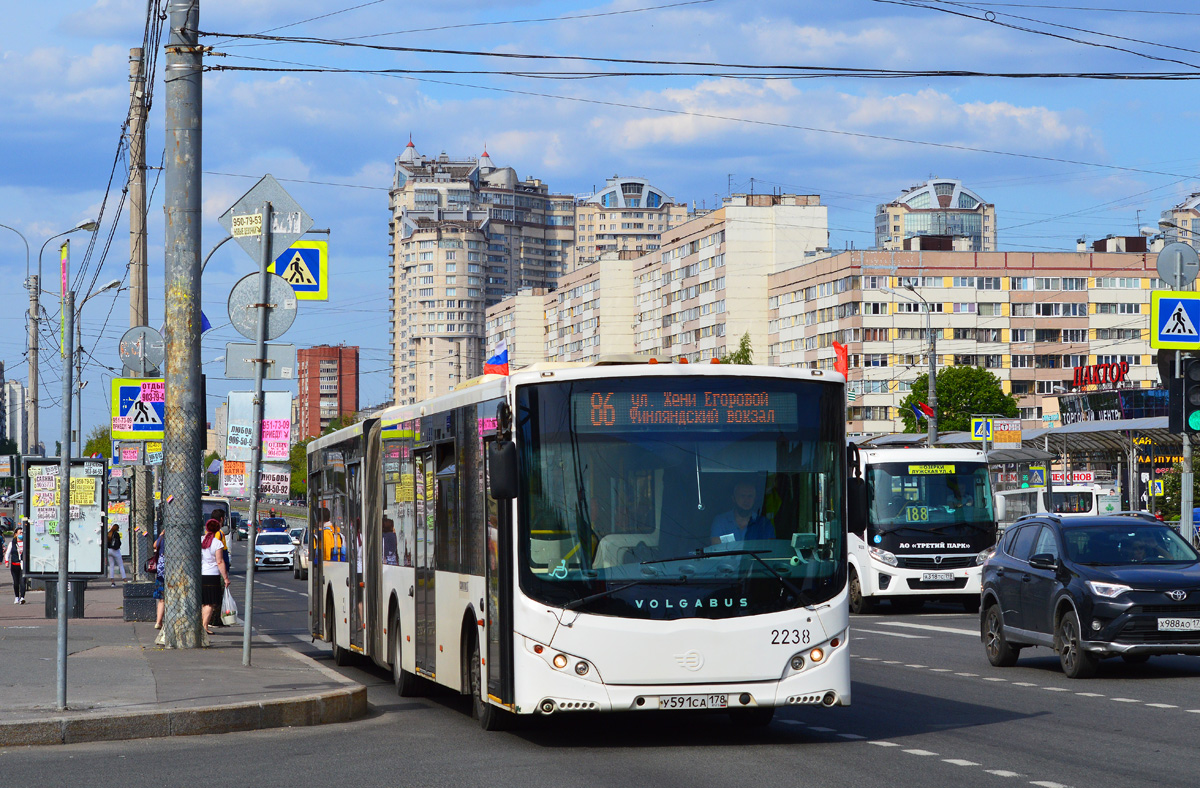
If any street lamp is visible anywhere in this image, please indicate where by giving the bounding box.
[74,279,123,454]
[884,283,939,444]
[25,221,100,456]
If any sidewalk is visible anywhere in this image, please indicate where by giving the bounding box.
[0,573,366,747]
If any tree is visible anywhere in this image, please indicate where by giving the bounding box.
[898,366,1018,434]
[54,441,61,457]
[289,438,312,499]
[83,424,111,458]
[1160,463,1196,522]
[720,332,753,365]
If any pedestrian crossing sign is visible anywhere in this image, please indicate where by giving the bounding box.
[110,378,165,440]
[970,418,992,441]
[1029,467,1046,486]
[268,240,327,301]
[1151,291,1200,349]
[1152,480,1164,496]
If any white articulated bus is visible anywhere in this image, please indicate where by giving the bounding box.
[846,446,996,614]
[307,362,851,729]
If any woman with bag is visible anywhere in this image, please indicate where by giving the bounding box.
[4,523,25,604]
[148,532,166,629]
[200,515,231,635]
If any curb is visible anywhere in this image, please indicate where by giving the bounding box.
[0,685,368,747]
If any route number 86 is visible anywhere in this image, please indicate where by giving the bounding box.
[591,392,615,426]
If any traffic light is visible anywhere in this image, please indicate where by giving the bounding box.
[1184,358,1200,434]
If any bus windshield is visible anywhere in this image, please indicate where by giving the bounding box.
[515,376,845,620]
[866,461,995,551]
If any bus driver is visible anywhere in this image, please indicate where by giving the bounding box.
[710,481,773,545]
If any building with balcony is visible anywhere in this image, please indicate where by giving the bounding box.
[570,177,687,270]
[297,344,359,440]
[875,178,996,251]
[4,379,24,453]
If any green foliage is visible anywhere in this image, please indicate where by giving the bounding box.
[54,441,61,457]
[720,333,754,365]
[290,438,312,499]
[1160,463,1195,521]
[83,424,111,459]
[898,366,1018,434]
[321,413,361,436]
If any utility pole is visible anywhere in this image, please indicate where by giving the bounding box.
[129,47,149,328]
[161,0,204,648]
[27,273,38,454]
[128,46,154,577]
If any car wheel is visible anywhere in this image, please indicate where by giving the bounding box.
[982,603,1020,667]
[849,567,875,615]
[328,597,350,667]
[1057,609,1098,679]
[469,635,510,730]
[1121,653,1151,665]
[728,706,775,727]
[392,616,421,697]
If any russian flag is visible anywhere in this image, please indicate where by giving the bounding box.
[918,402,935,418]
[911,403,925,422]
[484,339,509,376]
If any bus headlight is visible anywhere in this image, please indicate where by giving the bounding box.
[868,546,898,566]
[553,654,569,669]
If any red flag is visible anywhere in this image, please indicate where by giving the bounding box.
[832,341,848,377]
[918,402,936,418]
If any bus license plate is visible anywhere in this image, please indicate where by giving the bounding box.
[921,572,954,582]
[658,694,728,710]
[1158,618,1200,631]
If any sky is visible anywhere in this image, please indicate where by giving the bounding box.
[3,0,1200,450]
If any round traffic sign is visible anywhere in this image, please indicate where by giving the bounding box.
[1156,242,1200,289]
[117,325,165,375]
[227,272,298,341]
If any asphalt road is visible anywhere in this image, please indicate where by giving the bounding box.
[4,587,1199,788]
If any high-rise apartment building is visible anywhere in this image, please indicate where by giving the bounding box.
[875,178,996,251]
[570,177,687,270]
[1162,193,1200,248]
[388,141,575,405]
[297,344,359,440]
[1,378,18,453]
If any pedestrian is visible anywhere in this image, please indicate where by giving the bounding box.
[5,523,25,604]
[150,530,166,629]
[106,520,127,586]
[200,516,231,635]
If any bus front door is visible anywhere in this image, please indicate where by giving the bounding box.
[485,442,514,708]
[414,451,436,678]
[347,462,365,652]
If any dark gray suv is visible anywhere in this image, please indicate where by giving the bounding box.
[980,514,1200,678]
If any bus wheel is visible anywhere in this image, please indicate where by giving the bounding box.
[728,706,775,727]
[328,598,350,667]
[392,617,421,697]
[849,568,875,615]
[470,637,511,731]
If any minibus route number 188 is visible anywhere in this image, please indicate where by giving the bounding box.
[307,361,851,729]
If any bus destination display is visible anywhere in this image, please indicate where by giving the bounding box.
[573,390,798,431]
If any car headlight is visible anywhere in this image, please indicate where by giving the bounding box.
[868,546,898,567]
[976,547,995,566]
[1086,581,1131,599]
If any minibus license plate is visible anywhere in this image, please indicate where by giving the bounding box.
[1158,618,1200,631]
[658,694,728,710]
[921,572,954,582]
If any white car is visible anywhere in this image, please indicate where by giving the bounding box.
[254,532,294,570]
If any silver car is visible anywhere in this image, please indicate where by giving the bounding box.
[291,527,309,580]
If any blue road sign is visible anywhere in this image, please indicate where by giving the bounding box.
[1029,467,1046,486]
[1152,291,1200,349]
[971,418,992,441]
[268,240,327,300]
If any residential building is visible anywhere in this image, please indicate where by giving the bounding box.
[767,249,1162,435]
[570,177,687,270]
[1161,193,1200,247]
[544,253,638,363]
[212,401,227,457]
[388,141,575,405]
[875,178,996,251]
[297,344,359,440]
[483,287,547,370]
[4,379,24,453]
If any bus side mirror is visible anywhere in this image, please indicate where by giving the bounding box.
[847,477,867,531]
[488,441,519,500]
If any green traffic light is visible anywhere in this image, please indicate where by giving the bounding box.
[1190,411,1200,431]
[1021,483,1029,488]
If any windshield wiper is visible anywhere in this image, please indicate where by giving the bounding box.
[643,549,810,604]
[561,579,688,611]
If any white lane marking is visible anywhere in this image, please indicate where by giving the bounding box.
[905,664,927,668]
[1188,709,1200,714]
[808,726,836,732]
[987,770,1023,778]
[882,660,903,664]
[1111,698,1141,703]
[858,656,881,661]
[982,677,1007,682]
[903,749,939,756]
[1146,703,1178,709]
[854,628,929,639]
[1075,692,1104,697]
[876,621,978,636]
[1013,682,1038,687]
[778,719,804,725]
[837,733,867,740]
[943,759,980,767]
[929,668,953,672]
[870,741,902,747]
[1030,782,1071,788]
[955,672,978,677]
[1043,687,1070,692]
